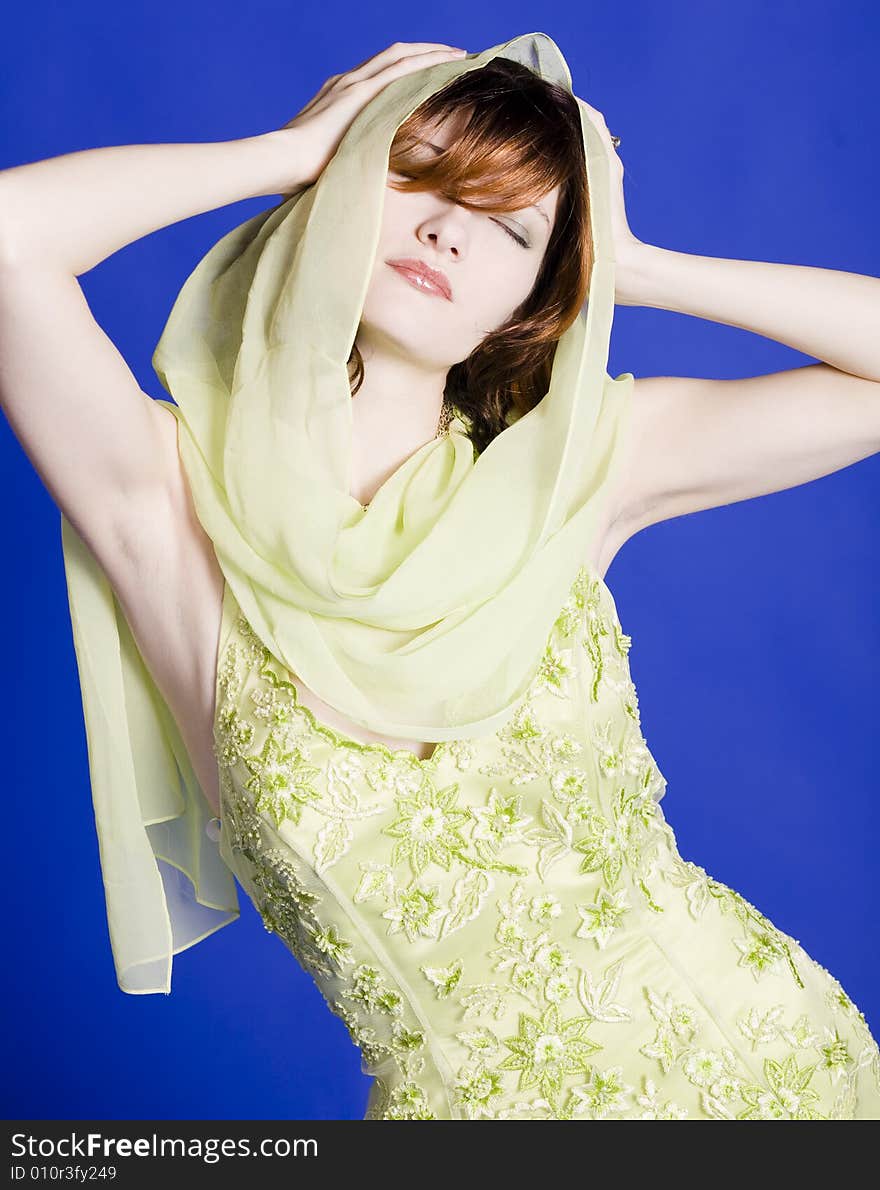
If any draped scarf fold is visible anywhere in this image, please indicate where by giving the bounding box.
[59,31,634,993]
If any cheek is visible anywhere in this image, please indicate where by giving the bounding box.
[466,257,540,329]
[379,183,415,234]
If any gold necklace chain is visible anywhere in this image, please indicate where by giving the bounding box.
[435,396,453,438]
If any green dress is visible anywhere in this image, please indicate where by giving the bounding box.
[212,562,880,1121]
[53,31,879,1124]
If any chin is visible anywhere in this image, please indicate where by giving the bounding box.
[358,305,459,370]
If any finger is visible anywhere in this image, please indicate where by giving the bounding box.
[344,42,465,84]
[349,48,467,96]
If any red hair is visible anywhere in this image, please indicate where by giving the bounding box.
[348,55,593,456]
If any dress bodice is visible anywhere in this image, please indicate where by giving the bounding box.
[212,563,880,1120]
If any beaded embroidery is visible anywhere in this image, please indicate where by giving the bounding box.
[212,563,880,1119]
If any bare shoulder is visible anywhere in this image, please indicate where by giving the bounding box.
[106,399,226,814]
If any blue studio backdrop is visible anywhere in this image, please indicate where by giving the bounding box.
[1,1,878,1120]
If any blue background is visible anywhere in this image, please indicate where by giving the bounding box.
[2,1,878,1120]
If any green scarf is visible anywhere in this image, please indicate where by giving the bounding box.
[60,30,634,993]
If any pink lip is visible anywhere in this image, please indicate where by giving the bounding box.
[386,257,453,301]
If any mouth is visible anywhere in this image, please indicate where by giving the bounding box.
[386,258,453,301]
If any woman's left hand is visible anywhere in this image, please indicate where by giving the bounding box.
[579,99,648,300]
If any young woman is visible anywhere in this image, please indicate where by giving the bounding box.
[2,34,878,1120]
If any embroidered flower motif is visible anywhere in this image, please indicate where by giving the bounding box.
[308,922,354,970]
[247,848,349,979]
[592,718,651,782]
[498,1003,602,1098]
[383,779,472,876]
[738,1055,826,1120]
[683,1048,728,1088]
[529,892,563,921]
[773,1010,818,1049]
[343,964,403,1016]
[381,881,446,942]
[573,807,633,887]
[453,1064,506,1119]
[639,987,701,1074]
[532,640,578,699]
[381,1081,438,1121]
[545,974,575,1005]
[212,564,880,1120]
[420,960,464,999]
[550,766,592,805]
[502,700,546,749]
[816,1027,853,1084]
[213,699,255,769]
[471,788,533,847]
[568,1066,633,1119]
[574,887,631,950]
[241,729,321,829]
[734,928,792,982]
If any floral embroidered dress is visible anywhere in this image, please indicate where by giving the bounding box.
[212,562,880,1121]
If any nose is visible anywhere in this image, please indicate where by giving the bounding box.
[417,197,469,259]
[426,231,459,257]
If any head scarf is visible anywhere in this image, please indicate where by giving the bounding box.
[59,30,634,993]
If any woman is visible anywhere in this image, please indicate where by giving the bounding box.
[2,34,878,1120]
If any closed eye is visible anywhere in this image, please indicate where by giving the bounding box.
[389,174,530,248]
[493,219,529,248]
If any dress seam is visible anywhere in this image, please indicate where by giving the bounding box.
[644,931,766,1086]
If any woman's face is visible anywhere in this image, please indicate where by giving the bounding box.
[357,117,562,373]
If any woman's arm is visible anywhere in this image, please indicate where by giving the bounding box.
[0,129,303,275]
[616,244,880,383]
[604,243,880,543]
[0,128,306,576]
[577,99,880,540]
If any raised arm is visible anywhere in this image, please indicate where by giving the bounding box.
[573,100,880,551]
[0,130,302,564]
[605,246,880,546]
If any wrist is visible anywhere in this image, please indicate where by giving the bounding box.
[613,240,672,309]
[247,129,313,198]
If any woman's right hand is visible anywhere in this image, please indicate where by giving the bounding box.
[274,41,468,191]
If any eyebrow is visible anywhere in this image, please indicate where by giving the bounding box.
[422,140,551,228]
